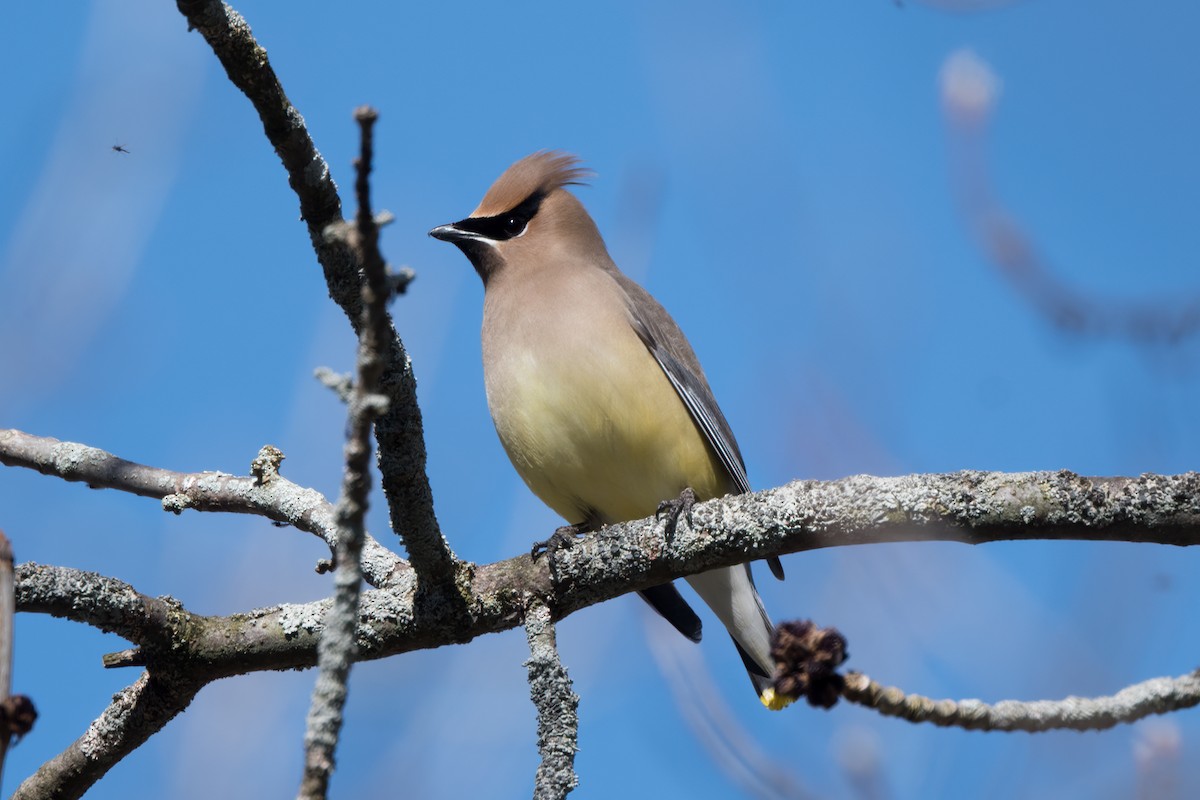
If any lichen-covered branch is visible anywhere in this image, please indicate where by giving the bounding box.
[14,471,1200,678]
[8,469,1200,792]
[11,670,203,800]
[15,564,188,650]
[841,670,1200,732]
[524,602,579,800]
[12,469,1197,693]
[298,106,392,800]
[173,0,456,583]
[0,429,404,588]
[545,470,1200,605]
[6,466,1200,798]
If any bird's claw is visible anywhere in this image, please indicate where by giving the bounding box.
[531,524,586,560]
[656,487,697,540]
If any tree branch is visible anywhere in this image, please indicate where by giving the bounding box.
[15,564,187,650]
[16,471,1197,677]
[0,532,10,706]
[524,602,579,800]
[9,468,1200,791]
[173,0,457,583]
[841,669,1200,732]
[0,430,405,589]
[11,670,203,800]
[539,470,1200,616]
[0,530,33,787]
[298,105,392,800]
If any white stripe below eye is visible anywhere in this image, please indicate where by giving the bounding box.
[455,229,500,248]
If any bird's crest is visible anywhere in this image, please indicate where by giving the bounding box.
[473,151,592,218]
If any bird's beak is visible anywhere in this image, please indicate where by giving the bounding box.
[429,223,467,243]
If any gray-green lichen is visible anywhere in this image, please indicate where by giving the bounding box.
[278,602,326,639]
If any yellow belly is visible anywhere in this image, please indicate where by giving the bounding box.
[485,321,727,526]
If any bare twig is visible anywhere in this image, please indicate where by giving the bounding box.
[174,0,457,583]
[298,106,393,800]
[0,532,11,704]
[0,529,26,786]
[841,670,1200,732]
[524,602,579,800]
[0,430,404,588]
[387,265,416,296]
[12,670,202,800]
[314,367,354,404]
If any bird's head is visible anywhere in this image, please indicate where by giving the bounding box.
[430,151,605,284]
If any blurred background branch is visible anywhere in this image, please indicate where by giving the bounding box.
[942,48,1200,344]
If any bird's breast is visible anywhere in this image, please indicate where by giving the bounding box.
[481,275,726,525]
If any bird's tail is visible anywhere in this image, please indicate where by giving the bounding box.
[685,565,794,710]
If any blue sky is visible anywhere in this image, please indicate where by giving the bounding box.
[3,1,1200,797]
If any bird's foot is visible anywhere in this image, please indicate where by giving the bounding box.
[656,487,697,540]
[531,523,586,560]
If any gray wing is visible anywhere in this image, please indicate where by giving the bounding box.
[612,271,785,581]
[614,272,750,492]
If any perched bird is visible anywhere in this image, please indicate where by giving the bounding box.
[430,152,789,709]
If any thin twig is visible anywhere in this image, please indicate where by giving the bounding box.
[841,670,1200,732]
[314,367,354,404]
[0,530,14,783]
[387,265,416,296]
[298,106,392,800]
[174,0,457,583]
[0,532,11,701]
[524,602,580,800]
[0,430,405,588]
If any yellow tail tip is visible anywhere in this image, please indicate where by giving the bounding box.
[760,688,797,711]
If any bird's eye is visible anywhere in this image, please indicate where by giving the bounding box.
[503,216,526,237]
[452,192,544,241]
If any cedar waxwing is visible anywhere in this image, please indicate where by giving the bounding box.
[430,152,790,710]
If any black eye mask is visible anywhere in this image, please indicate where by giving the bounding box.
[453,191,545,241]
